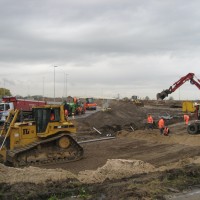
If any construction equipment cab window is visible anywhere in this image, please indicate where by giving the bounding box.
[33,107,60,133]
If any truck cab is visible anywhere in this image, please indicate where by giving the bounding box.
[0,102,14,124]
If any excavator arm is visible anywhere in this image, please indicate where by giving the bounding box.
[157,73,200,100]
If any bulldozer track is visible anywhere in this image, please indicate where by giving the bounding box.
[6,133,84,167]
[5,136,115,167]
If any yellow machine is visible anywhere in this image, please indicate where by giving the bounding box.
[131,96,144,106]
[182,101,196,112]
[0,104,83,167]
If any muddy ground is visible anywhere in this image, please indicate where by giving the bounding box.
[1,100,200,200]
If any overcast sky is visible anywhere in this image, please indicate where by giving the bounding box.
[0,0,200,100]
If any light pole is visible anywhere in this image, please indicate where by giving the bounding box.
[66,73,68,98]
[43,77,45,101]
[54,66,58,102]
[3,79,5,96]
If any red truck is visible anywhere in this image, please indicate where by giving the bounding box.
[0,96,46,123]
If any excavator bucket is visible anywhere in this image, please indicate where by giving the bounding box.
[156,89,170,100]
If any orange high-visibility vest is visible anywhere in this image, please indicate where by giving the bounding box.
[158,118,165,128]
[184,114,187,121]
[50,113,55,121]
[184,115,189,125]
[147,116,153,123]
[164,127,169,135]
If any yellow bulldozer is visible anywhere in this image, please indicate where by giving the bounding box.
[131,95,144,106]
[0,104,83,167]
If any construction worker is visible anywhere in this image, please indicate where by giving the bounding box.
[50,111,55,121]
[163,126,170,136]
[194,104,200,120]
[147,114,154,130]
[158,117,165,135]
[183,114,190,125]
[73,97,77,104]
[64,109,68,120]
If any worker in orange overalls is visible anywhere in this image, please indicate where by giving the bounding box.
[183,114,190,125]
[147,114,154,130]
[158,117,165,135]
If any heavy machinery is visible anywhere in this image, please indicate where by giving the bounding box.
[0,104,83,167]
[85,98,97,110]
[182,101,196,112]
[76,100,86,115]
[157,73,200,100]
[187,103,200,134]
[156,73,200,134]
[0,96,46,125]
[131,95,144,106]
[63,99,86,117]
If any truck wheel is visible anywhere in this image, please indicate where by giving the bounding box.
[187,123,198,134]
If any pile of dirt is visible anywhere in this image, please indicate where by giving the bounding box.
[78,159,155,183]
[76,100,184,136]
[0,158,155,185]
[0,164,77,184]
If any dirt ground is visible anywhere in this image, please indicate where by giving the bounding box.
[1,100,200,200]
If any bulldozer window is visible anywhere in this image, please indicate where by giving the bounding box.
[52,108,60,121]
[33,108,60,133]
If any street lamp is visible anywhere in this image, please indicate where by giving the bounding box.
[43,77,45,101]
[66,73,68,98]
[54,66,58,102]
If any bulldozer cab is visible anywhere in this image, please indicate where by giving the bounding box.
[33,107,60,133]
[131,95,138,100]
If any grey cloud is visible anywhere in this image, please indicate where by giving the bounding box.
[0,0,200,99]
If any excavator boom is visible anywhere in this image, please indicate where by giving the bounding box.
[157,73,200,100]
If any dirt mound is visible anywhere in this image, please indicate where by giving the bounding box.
[77,100,146,132]
[78,159,155,183]
[77,100,184,136]
[0,164,77,184]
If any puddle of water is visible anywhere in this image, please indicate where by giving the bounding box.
[166,189,200,200]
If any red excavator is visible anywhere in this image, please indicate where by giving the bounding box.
[156,72,200,134]
[187,102,200,134]
[156,73,200,100]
